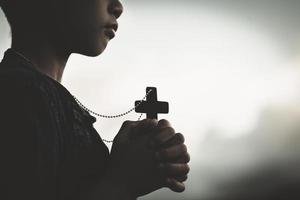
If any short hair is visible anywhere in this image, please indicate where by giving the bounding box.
[1,0,45,29]
[0,1,13,27]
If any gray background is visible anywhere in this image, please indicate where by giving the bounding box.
[1,0,300,199]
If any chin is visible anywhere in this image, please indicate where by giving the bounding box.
[72,37,109,57]
[85,47,107,57]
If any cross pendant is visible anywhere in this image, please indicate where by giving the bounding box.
[135,87,169,119]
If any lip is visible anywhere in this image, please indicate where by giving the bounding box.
[104,23,118,39]
[105,23,118,32]
[104,28,116,39]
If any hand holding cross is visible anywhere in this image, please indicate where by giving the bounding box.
[133,88,189,192]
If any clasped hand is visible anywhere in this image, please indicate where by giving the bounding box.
[109,119,190,198]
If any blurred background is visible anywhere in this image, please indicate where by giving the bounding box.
[1,0,300,199]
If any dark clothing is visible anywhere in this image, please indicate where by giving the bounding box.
[0,49,109,200]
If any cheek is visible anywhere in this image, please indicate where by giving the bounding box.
[63,5,108,41]
[66,26,109,56]
[65,0,109,29]
[57,0,111,55]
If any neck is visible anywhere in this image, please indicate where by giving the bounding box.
[11,31,70,83]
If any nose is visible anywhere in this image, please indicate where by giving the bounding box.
[108,0,123,19]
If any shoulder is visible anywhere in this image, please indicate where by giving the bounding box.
[0,64,62,121]
[0,62,74,129]
[0,49,56,94]
[0,63,46,89]
[0,63,65,108]
[0,72,52,124]
[0,66,65,148]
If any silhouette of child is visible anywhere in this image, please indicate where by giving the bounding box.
[0,0,190,199]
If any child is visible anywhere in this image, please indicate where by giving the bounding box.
[0,0,190,199]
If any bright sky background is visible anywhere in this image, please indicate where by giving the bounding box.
[1,0,300,199]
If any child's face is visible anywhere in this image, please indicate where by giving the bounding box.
[52,0,123,56]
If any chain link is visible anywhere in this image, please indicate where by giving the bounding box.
[72,89,152,119]
[72,89,152,143]
[11,49,151,144]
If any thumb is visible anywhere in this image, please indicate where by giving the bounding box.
[114,120,138,142]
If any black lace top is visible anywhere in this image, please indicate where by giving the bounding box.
[0,49,109,200]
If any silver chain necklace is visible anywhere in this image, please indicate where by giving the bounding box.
[72,91,152,143]
[11,49,152,143]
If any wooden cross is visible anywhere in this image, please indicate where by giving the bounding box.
[135,87,169,119]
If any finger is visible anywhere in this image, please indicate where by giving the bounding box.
[174,152,191,164]
[153,127,176,146]
[157,119,172,129]
[166,178,185,193]
[155,144,187,161]
[117,120,138,135]
[135,119,158,133]
[172,175,188,182]
[130,118,158,138]
[161,133,185,148]
[121,120,137,129]
[114,120,138,142]
[158,163,190,176]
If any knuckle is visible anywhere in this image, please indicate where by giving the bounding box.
[158,119,169,125]
[179,186,186,192]
[161,126,175,134]
[173,181,185,193]
[184,152,191,163]
[182,175,188,182]
[175,133,185,143]
[154,127,176,144]
[184,164,190,174]
[122,120,132,127]
[180,144,187,153]
[157,119,172,129]
[179,175,188,182]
